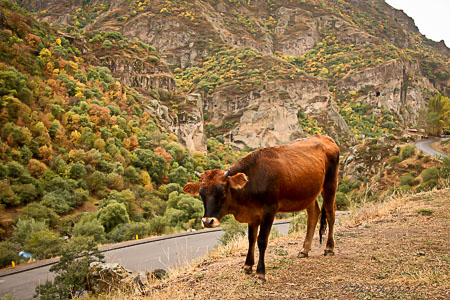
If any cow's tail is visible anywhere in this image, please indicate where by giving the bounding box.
[319,204,327,244]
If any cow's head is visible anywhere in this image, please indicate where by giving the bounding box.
[183,169,248,228]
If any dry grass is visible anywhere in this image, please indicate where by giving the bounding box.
[103,188,450,300]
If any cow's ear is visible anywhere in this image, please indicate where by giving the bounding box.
[229,173,248,189]
[183,182,201,196]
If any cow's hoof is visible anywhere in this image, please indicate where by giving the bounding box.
[256,274,266,283]
[243,265,253,274]
[324,250,335,256]
[297,252,308,258]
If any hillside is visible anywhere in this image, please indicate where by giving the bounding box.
[0,0,449,269]
[0,0,246,265]
[16,0,450,149]
[144,188,449,299]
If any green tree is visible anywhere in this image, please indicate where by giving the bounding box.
[24,229,63,259]
[69,162,87,180]
[97,201,130,232]
[73,219,106,244]
[426,94,450,136]
[12,218,48,245]
[35,238,104,299]
[19,202,59,227]
[0,180,17,206]
[0,241,21,269]
[168,166,189,186]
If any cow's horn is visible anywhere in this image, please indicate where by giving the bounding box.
[195,171,202,178]
[224,169,229,176]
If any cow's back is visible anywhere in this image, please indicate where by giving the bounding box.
[229,135,339,213]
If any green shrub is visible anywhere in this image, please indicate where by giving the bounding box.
[19,202,59,227]
[219,215,246,246]
[401,145,416,160]
[11,183,38,204]
[0,241,21,268]
[147,55,160,63]
[388,155,401,166]
[12,218,48,245]
[101,39,113,49]
[398,185,412,193]
[418,179,438,191]
[123,222,151,241]
[148,216,169,235]
[97,201,130,232]
[421,167,439,182]
[73,219,106,244]
[24,229,64,259]
[0,180,17,206]
[400,173,417,186]
[335,192,350,210]
[35,238,104,299]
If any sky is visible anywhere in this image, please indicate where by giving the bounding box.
[385,0,450,47]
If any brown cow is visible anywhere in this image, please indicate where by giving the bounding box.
[183,135,339,281]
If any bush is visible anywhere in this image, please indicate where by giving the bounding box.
[401,145,416,160]
[388,155,401,166]
[335,192,350,210]
[0,241,21,268]
[219,215,246,245]
[11,183,38,204]
[400,173,417,186]
[18,202,59,227]
[97,201,130,232]
[123,222,151,241]
[24,230,64,259]
[148,216,169,235]
[35,238,104,299]
[12,218,48,245]
[101,39,113,49]
[69,162,87,180]
[0,180,17,206]
[73,219,106,244]
[418,179,438,191]
[421,167,439,182]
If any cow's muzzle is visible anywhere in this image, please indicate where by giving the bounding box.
[202,217,220,228]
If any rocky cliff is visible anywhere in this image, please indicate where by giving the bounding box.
[18,0,449,150]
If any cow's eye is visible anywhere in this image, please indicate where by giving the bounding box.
[215,186,225,198]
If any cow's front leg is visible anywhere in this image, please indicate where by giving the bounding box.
[244,224,258,274]
[256,213,275,282]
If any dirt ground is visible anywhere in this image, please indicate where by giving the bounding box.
[143,189,449,300]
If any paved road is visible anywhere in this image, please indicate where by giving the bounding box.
[413,138,448,158]
[0,222,290,299]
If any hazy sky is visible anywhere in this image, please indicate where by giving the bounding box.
[385,0,450,46]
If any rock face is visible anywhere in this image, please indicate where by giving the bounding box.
[274,7,321,56]
[206,76,352,149]
[16,0,83,24]
[97,55,176,92]
[337,59,433,125]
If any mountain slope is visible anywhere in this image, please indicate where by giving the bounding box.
[17,0,449,149]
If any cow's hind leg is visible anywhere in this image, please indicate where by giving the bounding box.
[321,164,338,256]
[244,224,258,274]
[298,199,321,258]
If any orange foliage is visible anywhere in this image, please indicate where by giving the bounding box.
[154,147,173,163]
[27,159,47,177]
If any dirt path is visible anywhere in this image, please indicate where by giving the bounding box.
[146,189,449,299]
